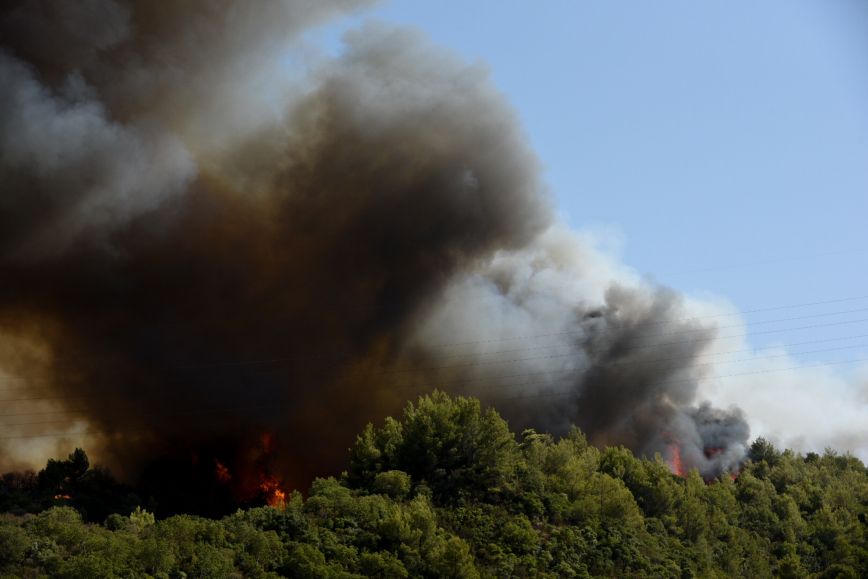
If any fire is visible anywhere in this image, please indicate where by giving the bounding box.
[259,473,286,508]
[53,494,72,500]
[704,447,723,459]
[663,431,686,477]
[665,442,741,482]
[261,432,274,454]
[667,442,685,477]
[215,459,232,483]
[255,432,287,507]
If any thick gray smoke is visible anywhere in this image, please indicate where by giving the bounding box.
[0,0,747,490]
[406,229,748,476]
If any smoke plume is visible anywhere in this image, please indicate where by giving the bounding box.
[0,0,761,499]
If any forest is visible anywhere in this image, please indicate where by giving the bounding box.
[1,391,866,578]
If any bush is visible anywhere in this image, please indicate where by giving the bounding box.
[373,471,411,499]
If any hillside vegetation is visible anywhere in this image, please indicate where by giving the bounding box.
[1,391,866,578]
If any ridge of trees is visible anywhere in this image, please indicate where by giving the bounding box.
[1,391,866,577]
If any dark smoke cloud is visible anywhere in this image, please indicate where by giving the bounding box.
[0,0,747,493]
[0,48,194,258]
[406,230,748,477]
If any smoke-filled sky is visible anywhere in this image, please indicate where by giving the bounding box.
[320,2,868,338]
[0,0,865,490]
[316,0,868,453]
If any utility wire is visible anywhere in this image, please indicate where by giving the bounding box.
[7,303,863,379]
[2,347,868,432]
[2,316,868,402]
[3,293,867,376]
[7,329,868,415]
[425,307,868,351]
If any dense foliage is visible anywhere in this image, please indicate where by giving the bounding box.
[0,449,140,523]
[1,391,866,577]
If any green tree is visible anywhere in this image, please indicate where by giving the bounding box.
[348,391,521,505]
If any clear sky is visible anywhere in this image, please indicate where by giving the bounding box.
[314,1,868,367]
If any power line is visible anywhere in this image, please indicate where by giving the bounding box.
[425,308,868,351]
[21,303,868,378]
[371,325,868,364]
[2,354,867,441]
[2,292,866,376]
[2,346,868,432]
[2,314,868,403]
[487,355,868,403]
[0,329,829,415]
[0,401,286,428]
[660,247,868,277]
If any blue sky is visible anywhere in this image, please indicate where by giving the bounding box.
[314,1,868,366]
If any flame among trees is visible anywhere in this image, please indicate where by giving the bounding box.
[667,442,685,477]
[0,448,137,521]
[1,392,866,576]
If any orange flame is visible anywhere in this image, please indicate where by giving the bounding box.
[253,431,288,507]
[704,447,723,459]
[215,459,232,483]
[259,473,286,508]
[667,442,685,477]
[261,432,274,454]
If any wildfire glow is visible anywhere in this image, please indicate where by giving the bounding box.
[261,432,274,454]
[259,474,286,508]
[704,447,723,459]
[215,459,231,483]
[667,443,685,477]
